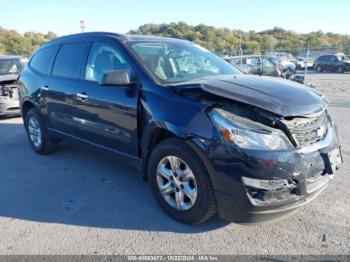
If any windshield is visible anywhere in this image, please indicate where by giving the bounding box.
[338,55,350,61]
[0,58,24,75]
[127,41,241,84]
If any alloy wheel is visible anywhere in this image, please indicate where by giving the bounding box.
[337,66,343,73]
[28,117,42,148]
[156,156,198,211]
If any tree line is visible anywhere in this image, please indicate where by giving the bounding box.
[1,22,349,57]
[0,27,57,56]
[129,22,350,55]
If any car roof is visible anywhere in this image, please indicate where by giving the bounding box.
[124,34,189,43]
[39,32,189,50]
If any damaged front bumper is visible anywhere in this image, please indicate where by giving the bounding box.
[191,119,343,223]
[0,84,20,116]
[0,96,20,116]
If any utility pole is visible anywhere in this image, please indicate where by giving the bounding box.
[304,42,310,79]
[80,20,86,33]
[239,34,243,67]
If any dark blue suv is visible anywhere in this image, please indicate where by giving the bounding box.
[17,32,343,224]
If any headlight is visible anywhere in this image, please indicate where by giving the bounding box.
[209,108,293,150]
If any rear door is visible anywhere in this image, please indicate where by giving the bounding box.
[44,42,89,135]
[329,55,338,71]
[323,55,332,71]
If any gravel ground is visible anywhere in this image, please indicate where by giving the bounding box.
[0,73,349,255]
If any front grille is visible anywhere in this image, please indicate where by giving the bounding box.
[0,83,18,99]
[283,111,329,147]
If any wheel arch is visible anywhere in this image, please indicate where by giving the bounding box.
[140,124,179,181]
[21,99,37,119]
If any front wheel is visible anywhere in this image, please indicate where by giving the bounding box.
[24,108,58,154]
[148,138,217,224]
[337,65,344,73]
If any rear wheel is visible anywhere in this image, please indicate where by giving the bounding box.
[148,138,217,224]
[24,108,58,154]
[316,65,323,73]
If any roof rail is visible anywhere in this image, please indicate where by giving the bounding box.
[42,31,125,45]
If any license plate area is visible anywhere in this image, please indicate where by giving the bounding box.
[322,147,343,174]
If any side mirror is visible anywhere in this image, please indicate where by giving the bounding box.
[100,70,134,86]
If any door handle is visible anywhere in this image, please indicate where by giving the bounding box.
[40,86,49,91]
[76,93,89,100]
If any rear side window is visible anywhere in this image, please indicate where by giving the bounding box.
[30,46,58,75]
[324,55,331,61]
[52,43,87,79]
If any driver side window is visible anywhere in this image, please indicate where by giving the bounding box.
[85,43,130,83]
[330,56,338,62]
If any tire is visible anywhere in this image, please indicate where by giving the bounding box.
[316,65,323,73]
[24,108,58,154]
[337,65,344,74]
[148,138,217,224]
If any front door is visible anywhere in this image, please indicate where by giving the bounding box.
[72,42,139,157]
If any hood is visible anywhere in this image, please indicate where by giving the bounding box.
[177,75,328,117]
[0,74,18,83]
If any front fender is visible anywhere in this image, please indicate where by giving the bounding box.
[138,88,218,180]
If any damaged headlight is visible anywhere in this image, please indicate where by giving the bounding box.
[209,108,293,150]
[242,176,292,190]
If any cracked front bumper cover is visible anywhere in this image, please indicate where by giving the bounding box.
[0,96,20,116]
[190,120,342,223]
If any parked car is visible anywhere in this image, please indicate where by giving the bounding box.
[265,52,297,63]
[265,52,297,76]
[225,55,281,77]
[0,55,26,116]
[296,57,315,70]
[274,57,296,74]
[17,33,343,224]
[225,55,303,82]
[314,54,350,73]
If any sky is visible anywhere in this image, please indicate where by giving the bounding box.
[1,0,349,36]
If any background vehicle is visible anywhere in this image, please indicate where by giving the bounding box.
[225,55,281,77]
[0,55,26,116]
[265,52,297,76]
[17,33,342,225]
[273,57,296,76]
[225,55,303,82]
[296,57,315,70]
[314,54,350,73]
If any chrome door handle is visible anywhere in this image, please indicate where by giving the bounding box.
[76,93,88,100]
[40,86,49,91]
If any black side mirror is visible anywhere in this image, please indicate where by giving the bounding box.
[100,70,134,86]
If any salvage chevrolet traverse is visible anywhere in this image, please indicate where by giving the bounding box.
[17,33,343,224]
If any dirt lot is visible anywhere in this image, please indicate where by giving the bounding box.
[0,73,349,255]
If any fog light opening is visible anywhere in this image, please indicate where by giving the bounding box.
[242,177,300,206]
